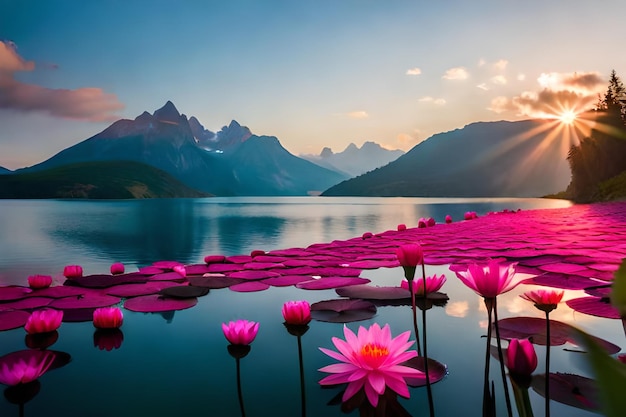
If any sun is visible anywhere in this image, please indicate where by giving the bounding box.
[558,109,577,125]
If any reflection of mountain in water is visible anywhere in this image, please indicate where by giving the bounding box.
[46,199,288,265]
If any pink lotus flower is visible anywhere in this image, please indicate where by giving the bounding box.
[27,274,52,289]
[464,211,478,220]
[222,319,259,345]
[362,232,373,239]
[0,350,57,386]
[63,264,83,279]
[506,338,537,376]
[93,307,124,329]
[282,300,312,325]
[520,289,564,313]
[318,323,422,407]
[250,249,265,257]
[396,244,423,268]
[397,224,407,231]
[426,217,436,227]
[445,214,453,224]
[24,309,63,335]
[454,259,522,299]
[401,274,446,296]
[417,218,427,228]
[110,262,125,275]
[173,265,186,277]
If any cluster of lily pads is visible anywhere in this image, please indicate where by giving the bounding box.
[2,202,626,414]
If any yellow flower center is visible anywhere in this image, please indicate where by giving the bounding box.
[360,343,389,367]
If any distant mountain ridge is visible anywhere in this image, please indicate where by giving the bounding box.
[0,166,10,174]
[0,161,209,199]
[301,142,404,177]
[18,101,347,196]
[323,119,572,197]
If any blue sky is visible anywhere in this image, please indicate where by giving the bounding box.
[1,0,625,169]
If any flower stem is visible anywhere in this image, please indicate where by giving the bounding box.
[422,305,435,417]
[545,311,551,417]
[236,358,246,417]
[511,379,534,417]
[493,297,513,417]
[483,298,494,417]
[297,334,306,417]
[409,281,422,356]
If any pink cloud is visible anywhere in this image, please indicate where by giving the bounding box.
[0,41,123,122]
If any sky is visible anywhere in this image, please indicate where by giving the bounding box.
[1,0,626,170]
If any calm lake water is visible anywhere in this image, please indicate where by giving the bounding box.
[0,197,617,417]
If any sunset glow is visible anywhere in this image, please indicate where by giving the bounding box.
[558,109,577,125]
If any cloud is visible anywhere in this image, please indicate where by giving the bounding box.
[442,67,469,80]
[488,96,512,114]
[537,71,604,95]
[491,75,507,85]
[0,40,123,122]
[477,83,489,91]
[493,59,508,71]
[512,89,597,118]
[396,133,414,145]
[418,96,446,105]
[346,110,369,119]
[406,67,422,76]
[517,73,526,81]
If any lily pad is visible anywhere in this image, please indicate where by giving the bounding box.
[31,286,90,299]
[203,255,226,264]
[159,286,209,298]
[229,281,271,292]
[49,294,121,310]
[62,273,148,289]
[532,373,600,411]
[0,310,30,331]
[566,296,621,319]
[261,275,313,287]
[495,317,620,354]
[105,281,183,298]
[336,285,411,300]
[152,261,182,270]
[188,276,245,289]
[0,286,32,302]
[149,272,187,282]
[403,357,448,386]
[0,297,52,311]
[228,270,281,280]
[310,299,377,323]
[296,277,371,290]
[182,264,213,275]
[123,294,198,312]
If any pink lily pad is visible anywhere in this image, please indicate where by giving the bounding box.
[63,273,148,289]
[335,285,411,300]
[229,281,271,292]
[137,266,165,275]
[203,255,226,264]
[261,275,313,287]
[250,255,290,263]
[310,299,377,323]
[49,294,121,310]
[62,308,99,323]
[532,373,599,411]
[537,263,589,274]
[187,276,245,289]
[583,285,612,298]
[149,272,187,282]
[105,281,183,298]
[269,248,314,257]
[314,267,362,277]
[282,259,319,267]
[152,261,182,270]
[207,263,244,273]
[0,286,32,301]
[403,357,448,386]
[496,317,620,354]
[566,296,621,319]
[296,277,371,290]
[526,273,601,290]
[123,294,198,312]
[0,310,31,331]
[242,262,285,270]
[0,297,53,311]
[228,270,281,280]
[30,286,90,299]
[182,264,213,275]
[159,286,209,298]
[226,255,253,264]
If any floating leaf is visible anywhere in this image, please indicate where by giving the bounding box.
[229,281,270,292]
[228,270,281,280]
[496,317,620,354]
[188,276,245,289]
[31,286,90,299]
[159,286,209,298]
[49,294,121,310]
[310,299,376,323]
[62,273,148,289]
[0,297,52,311]
[105,281,183,298]
[296,277,370,290]
[567,296,621,319]
[532,373,599,411]
[403,357,448,387]
[336,285,410,300]
[0,310,30,331]
[261,275,313,287]
[0,286,32,302]
[123,295,197,312]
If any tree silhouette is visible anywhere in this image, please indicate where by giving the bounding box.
[565,70,626,202]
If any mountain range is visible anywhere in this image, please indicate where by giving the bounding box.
[301,142,405,177]
[323,119,572,197]
[0,161,209,199]
[17,101,348,196]
[0,166,10,174]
